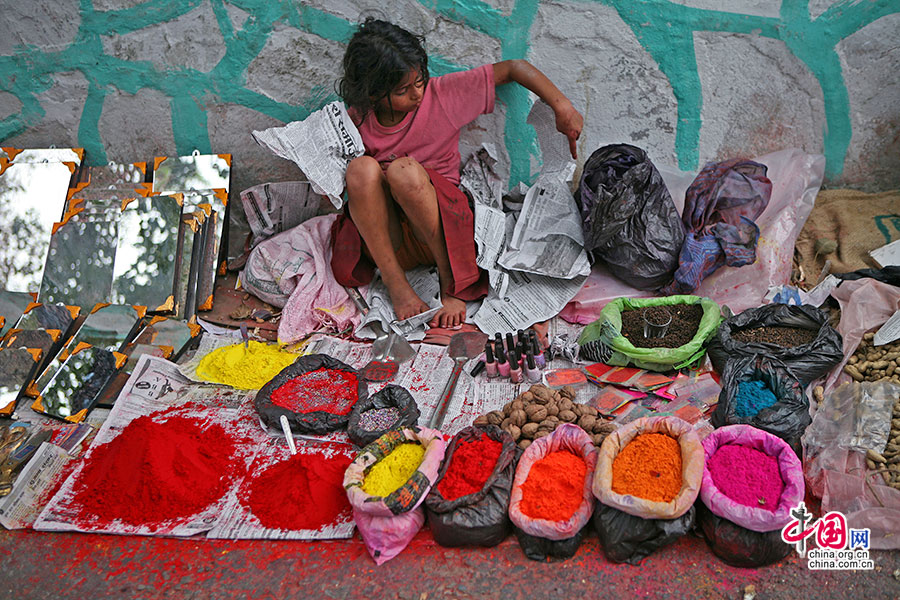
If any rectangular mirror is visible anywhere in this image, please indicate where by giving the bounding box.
[0,162,73,292]
[68,304,144,352]
[0,290,34,338]
[2,148,84,165]
[135,317,197,359]
[38,210,119,309]
[0,347,43,414]
[14,303,76,335]
[80,162,146,187]
[35,346,120,421]
[110,196,183,312]
[152,153,231,195]
[175,213,201,320]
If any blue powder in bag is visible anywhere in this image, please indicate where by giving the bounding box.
[734,379,778,418]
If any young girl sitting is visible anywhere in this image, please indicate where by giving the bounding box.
[331,18,583,328]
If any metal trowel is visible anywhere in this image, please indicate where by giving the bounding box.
[345,287,417,381]
[428,331,489,429]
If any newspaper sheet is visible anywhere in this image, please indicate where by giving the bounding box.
[0,442,74,530]
[356,265,440,341]
[472,269,587,334]
[251,102,363,209]
[207,437,356,540]
[34,355,259,537]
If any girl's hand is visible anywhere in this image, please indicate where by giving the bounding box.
[555,100,583,160]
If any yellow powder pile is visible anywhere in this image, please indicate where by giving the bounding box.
[195,340,299,389]
[361,442,425,497]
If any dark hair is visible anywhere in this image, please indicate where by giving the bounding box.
[338,19,429,120]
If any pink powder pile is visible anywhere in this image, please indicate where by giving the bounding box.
[707,444,784,512]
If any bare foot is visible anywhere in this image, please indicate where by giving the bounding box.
[385,280,430,321]
[430,295,466,328]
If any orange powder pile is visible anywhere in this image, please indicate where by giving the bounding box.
[520,450,587,522]
[612,433,682,503]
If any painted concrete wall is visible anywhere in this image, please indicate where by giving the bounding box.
[0,0,897,196]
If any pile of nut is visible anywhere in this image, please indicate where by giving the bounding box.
[865,396,900,490]
[473,384,617,450]
[844,332,900,384]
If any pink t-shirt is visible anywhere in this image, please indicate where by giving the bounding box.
[354,64,495,185]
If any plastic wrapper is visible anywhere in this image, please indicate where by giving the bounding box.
[592,416,703,564]
[508,424,597,561]
[696,503,792,568]
[560,149,825,323]
[701,425,804,533]
[707,303,843,386]
[825,278,900,392]
[803,381,900,549]
[253,354,366,435]
[346,384,420,448]
[577,295,721,372]
[574,144,684,290]
[712,355,810,456]
[424,425,517,547]
[343,427,447,564]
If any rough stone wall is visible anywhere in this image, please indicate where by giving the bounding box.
[0,0,897,194]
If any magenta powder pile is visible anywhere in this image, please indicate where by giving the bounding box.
[707,444,784,512]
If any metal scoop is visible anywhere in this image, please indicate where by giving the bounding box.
[345,287,417,381]
[428,331,489,429]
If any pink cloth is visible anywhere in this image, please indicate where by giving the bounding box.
[240,214,361,343]
[354,64,495,185]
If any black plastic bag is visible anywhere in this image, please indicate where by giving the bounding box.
[711,355,809,456]
[254,354,367,435]
[424,425,517,547]
[513,525,587,561]
[574,144,684,290]
[346,384,420,448]
[697,502,792,568]
[707,304,843,385]
[593,503,695,565]
[836,266,900,287]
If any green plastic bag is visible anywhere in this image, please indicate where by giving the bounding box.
[577,295,721,372]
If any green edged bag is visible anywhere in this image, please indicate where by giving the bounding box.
[577,295,721,372]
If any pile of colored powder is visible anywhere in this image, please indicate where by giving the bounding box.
[361,442,425,497]
[195,340,298,389]
[69,414,242,527]
[437,433,503,501]
[520,450,587,521]
[707,444,784,511]
[270,368,359,415]
[612,433,682,503]
[358,407,400,432]
[734,379,778,418]
[244,452,353,531]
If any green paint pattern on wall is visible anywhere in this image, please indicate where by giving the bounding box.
[0,0,896,183]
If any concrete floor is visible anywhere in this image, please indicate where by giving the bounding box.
[2,527,898,599]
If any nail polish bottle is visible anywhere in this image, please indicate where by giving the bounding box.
[509,348,523,383]
[495,332,503,348]
[484,341,498,378]
[505,332,516,355]
[495,341,510,378]
[517,342,526,368]
[517,329,526,346]
[524,347,541,383]
[530,330,546,369]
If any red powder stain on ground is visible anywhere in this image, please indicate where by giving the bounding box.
[243,452,353,531]
[270,369,359,415]
[69,413,244,529]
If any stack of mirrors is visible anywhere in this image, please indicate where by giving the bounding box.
[152,152,231,313]
[0,149,225,422]
[0,149,79,295]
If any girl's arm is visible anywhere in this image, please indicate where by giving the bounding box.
[493,59,584,159]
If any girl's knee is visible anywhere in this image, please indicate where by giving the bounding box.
[385,158,430,199]
[346,156,383,193]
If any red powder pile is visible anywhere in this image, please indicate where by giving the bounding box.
[270,368,359,415]
[245,452,353,531]
[70,414,242,527]
[437,433,504,501]
[708,444,784,511]
[520,450,587,522]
